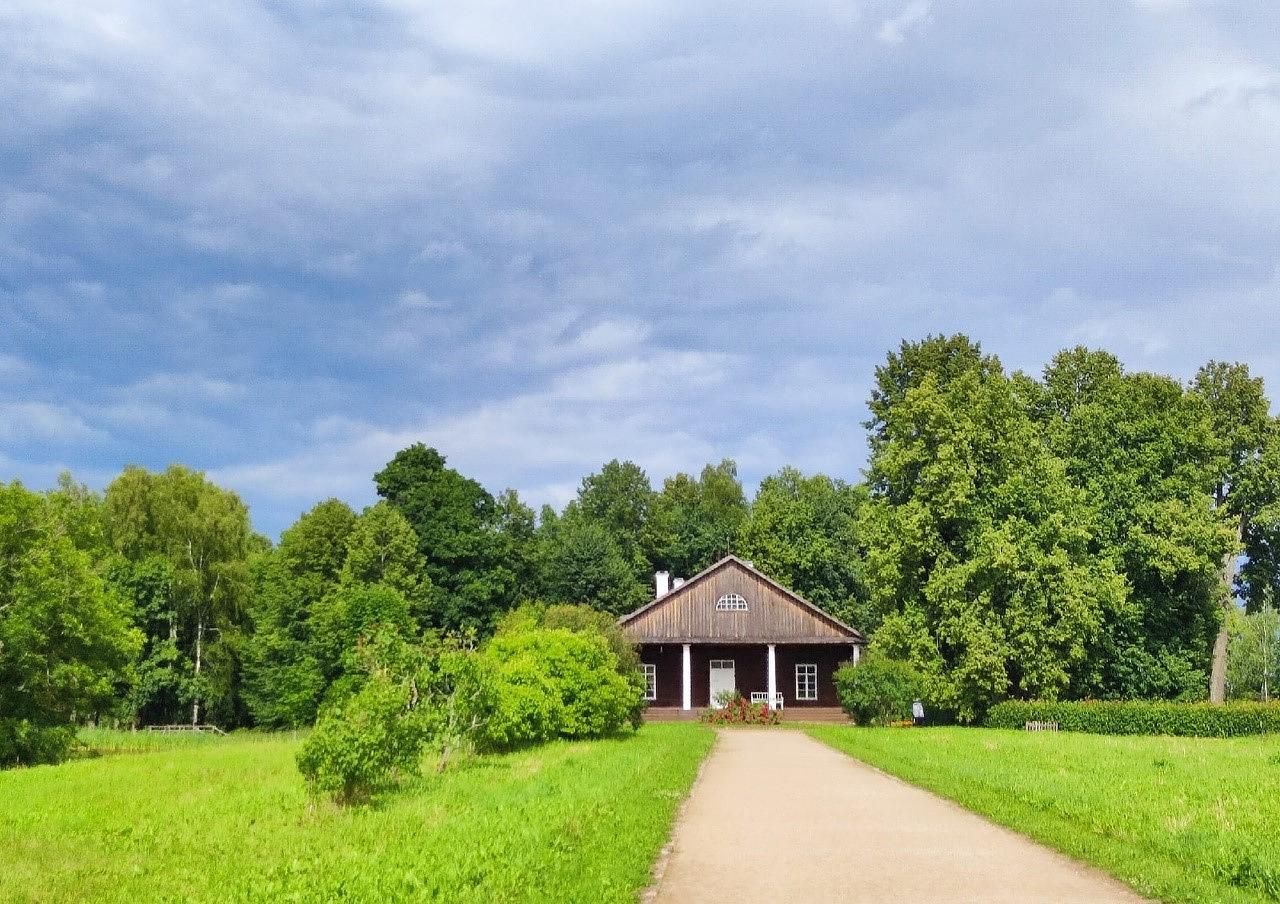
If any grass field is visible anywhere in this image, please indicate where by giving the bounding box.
[805,725,1280,904]
[1,723,713,904]
[75,727,298,756]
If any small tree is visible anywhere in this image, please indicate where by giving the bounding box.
[834,656,923,726]
[1227,601,1280,701]
[295,673,427,805]
[295,629,495,803]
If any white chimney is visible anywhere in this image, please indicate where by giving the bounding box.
[673,577,686,589]
[655,571,670,597]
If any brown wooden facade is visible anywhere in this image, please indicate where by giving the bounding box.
[618,556,865,711]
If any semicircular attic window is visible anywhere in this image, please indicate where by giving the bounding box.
[715,593,748,612]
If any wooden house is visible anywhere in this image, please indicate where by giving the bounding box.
[617,555,865,714]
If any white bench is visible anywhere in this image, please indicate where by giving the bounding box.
[750,692,784,710]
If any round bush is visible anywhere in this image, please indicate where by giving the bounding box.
[834,656,923,726]
[481,628,644,748]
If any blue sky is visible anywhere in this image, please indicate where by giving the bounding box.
[3,0,1280,538]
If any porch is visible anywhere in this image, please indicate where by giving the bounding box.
[638,641,858,711]
[643,706,852,723]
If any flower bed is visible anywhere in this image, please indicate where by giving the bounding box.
[699,692,781,726]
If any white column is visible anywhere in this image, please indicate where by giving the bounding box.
[852,644,861,664]
[681,644,692,710]
[767,643,777,710]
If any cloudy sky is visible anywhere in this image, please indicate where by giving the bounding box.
[3,1,1279,537]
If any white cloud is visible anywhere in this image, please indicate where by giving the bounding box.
[0,402,101,442]
[877,1,932,45]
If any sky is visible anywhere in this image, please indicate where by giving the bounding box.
[3,1,1280,538]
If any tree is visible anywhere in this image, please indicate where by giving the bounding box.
[1034,349,1232,700]
[242,499,357,728]
[1191,362,1273,703]
[103,466,260,726]
[738,467,869,628]
[861,335,1127,720]
[575,460,655,582]
[0,482,140,766]
[374,445,516,632]
[339,501,432,624]
[1226,601,1280,701]
[646,460,749,578]
[535,512,646,615]
[1236,426,1280,614]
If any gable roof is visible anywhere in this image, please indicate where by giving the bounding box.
[618,554,865,643]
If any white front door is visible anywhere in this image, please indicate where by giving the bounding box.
[709,659,736,707]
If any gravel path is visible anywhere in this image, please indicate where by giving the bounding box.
[648,729,1149,904]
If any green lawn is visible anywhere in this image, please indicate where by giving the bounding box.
[1,723,713,904]
[805,725,1280,904]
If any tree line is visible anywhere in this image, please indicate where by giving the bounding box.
[4,334,1280,761]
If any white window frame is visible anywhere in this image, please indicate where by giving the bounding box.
[715,593,749,612]
[795,663,818,701]
[642,664,657,701]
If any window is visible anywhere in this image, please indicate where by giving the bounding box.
[795,663,817,701]
[715,593,748,611]
[642,664,657,701]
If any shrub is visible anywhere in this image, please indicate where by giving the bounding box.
[296,674,428,804]
[986,700,1280,737]
[834,656,922,726]
[296,630,495,802]
[699,691,780,726]
[481,628,644,749]
[0,721,77,768]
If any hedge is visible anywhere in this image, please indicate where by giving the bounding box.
[986,700,1280,737]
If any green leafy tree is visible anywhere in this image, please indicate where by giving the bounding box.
[495,601,642,677]
[0,482,140,766]
[1226,601,1280,701]
[646,460,749,578]
[242,499,357,728]
[535,511,647,615]
[1034,349,1232,700]
[494,488,538,602]
[738,467,869,628]
[575,459,655,582]
[861,336,1127,721]
[295,629,496,803]
[339,501,433,623]
[1237,426,1280,614]
[374,445,517,632]
[310,585,416,707]
[103,466,261,726]
[1191,362,1273,702]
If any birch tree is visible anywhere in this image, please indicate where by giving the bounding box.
[104,466,259,726]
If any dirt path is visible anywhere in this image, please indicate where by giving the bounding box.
[648,729,1148,904]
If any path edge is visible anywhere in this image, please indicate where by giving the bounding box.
[638,728,720,904]
[795,726,1156,903]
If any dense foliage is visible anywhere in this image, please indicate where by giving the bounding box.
[0,482,139,765]
[833,656,922,726]
[481,628,644,747]
[6,333,1280,766]
[985,700,1280,737]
